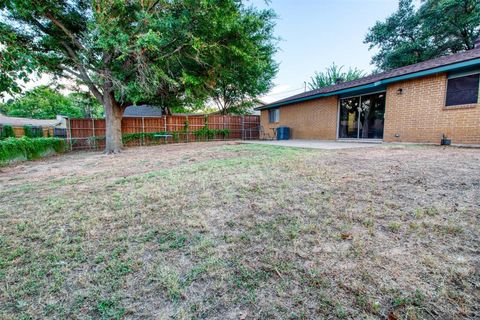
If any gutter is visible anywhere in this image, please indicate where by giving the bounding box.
[256,58,480,110]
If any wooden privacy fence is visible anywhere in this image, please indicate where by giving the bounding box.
[0,124,58,138]
[69,114,260,150]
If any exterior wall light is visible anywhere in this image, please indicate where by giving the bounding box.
[396,88,403,95]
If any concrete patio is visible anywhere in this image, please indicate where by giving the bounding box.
[242,139,383,150]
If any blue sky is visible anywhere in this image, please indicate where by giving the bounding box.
[250,0,400,102]
[2,1,401,105]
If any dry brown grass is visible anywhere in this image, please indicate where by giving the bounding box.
[0,142,479,319]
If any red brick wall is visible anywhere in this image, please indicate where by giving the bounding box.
[384,73,480,144]
[260,73,480,144]
[260,96,338,140]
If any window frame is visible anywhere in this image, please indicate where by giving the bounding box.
[445,72,480,108]
[268,108,280,123]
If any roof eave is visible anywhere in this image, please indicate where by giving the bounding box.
[256,58,480,110]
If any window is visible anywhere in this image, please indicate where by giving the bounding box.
[268,108,279,123]
[446,74,479,106]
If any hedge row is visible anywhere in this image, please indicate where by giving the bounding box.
[0,137,67,166]
[23,125,44,138]
[121,129,230,143]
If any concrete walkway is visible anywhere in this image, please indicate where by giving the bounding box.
[242,139,382,150]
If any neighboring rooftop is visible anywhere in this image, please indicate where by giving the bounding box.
[123,105,164,117]
[0,115,62,127]
[258,48,480,110]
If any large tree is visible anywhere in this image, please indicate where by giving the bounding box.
[365,0,480,71]
[0,0,276,153]
[308,63,365,90]
[209,8,278,115]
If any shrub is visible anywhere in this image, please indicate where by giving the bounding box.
[0,137,67,165]
[23,125,44,138]
[192,127,230,140]
[0,125,15,140]
[122,132,169,144]
[122,132,181,144]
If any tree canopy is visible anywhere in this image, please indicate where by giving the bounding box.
[365,0,480,71]
[308,63,365,90]
[209,8,278,115]
[0,0,278,152]
[0,25,37,99]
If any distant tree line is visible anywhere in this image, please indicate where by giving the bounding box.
[308,63,365,90]
[308,0,480,90]
[0,86,103,119]
[365,0,480,71]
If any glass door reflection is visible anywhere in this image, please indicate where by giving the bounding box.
[338,97,360,139]
[339,92,385,139]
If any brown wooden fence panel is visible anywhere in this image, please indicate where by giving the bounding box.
[70,118,95,150]
[69,114,260,150]
[93,119,106,149]
[187,115,205,142]
[13,127,24,137]
[243,115,260,140]
[143,117,166,133]
[207,115,225,141]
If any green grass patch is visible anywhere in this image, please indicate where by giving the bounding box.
[0,143,477,319]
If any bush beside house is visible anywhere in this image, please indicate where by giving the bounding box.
[0,125,16,140]
[23,125,45,138]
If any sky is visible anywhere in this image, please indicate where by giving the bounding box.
[250,0,400,103]
[3,0,402,105]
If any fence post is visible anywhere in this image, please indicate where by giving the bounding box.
[205,115,208,142]
[164,115,167,144]
[68,117,73,151]
[91,118,96,150]
[186,115,189,143]
[141,116,145,146]
[241,115,245,140]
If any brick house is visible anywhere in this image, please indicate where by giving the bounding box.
[257,46,480,145]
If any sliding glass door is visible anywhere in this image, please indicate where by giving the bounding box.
[338,92,385,139]
[338,97,359,139]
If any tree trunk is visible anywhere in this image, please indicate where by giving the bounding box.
[104,96,125,154]
[161,106,172,115]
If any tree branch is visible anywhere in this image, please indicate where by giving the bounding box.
[28,16,103,103]
[58,65,82,78]
[147,0,162,12]
[44,12,86,51]
[60,41,104,103]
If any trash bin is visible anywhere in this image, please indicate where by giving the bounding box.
[276,126,290,140]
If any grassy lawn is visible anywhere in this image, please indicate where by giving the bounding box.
[0,142,479,319]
